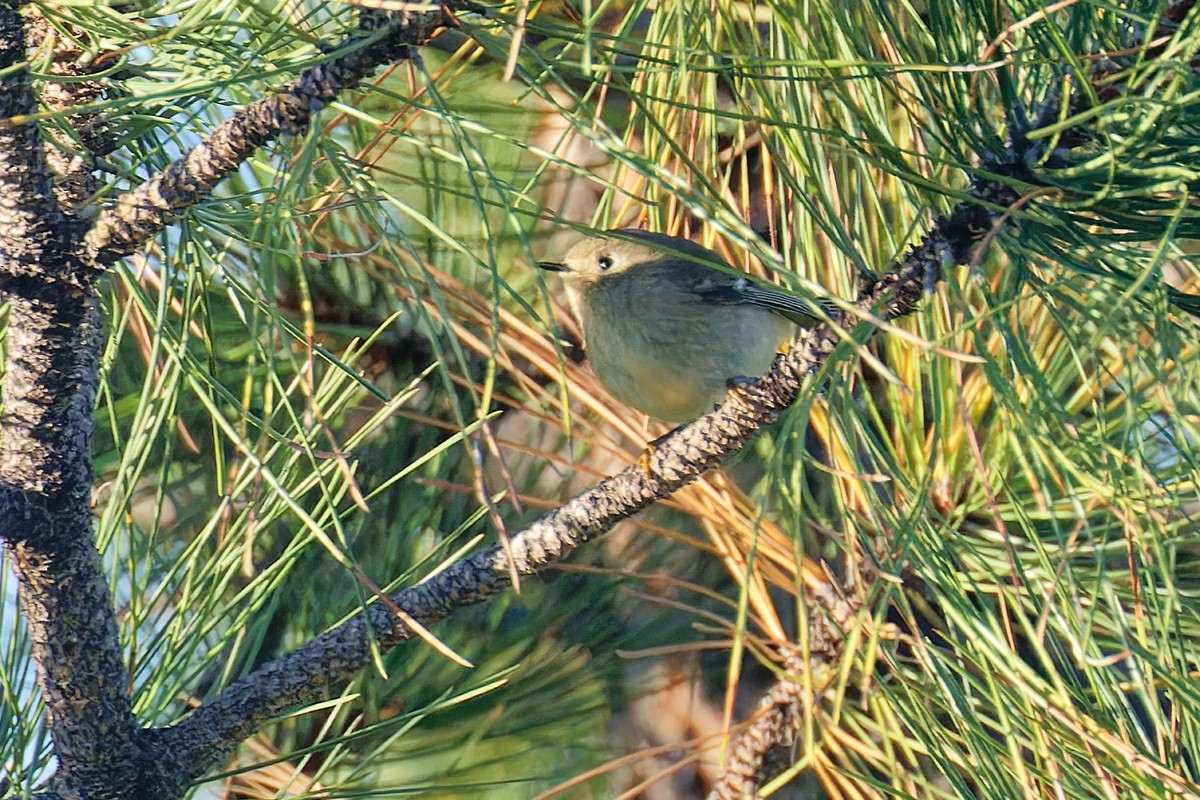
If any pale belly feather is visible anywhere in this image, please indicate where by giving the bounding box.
[577,281,794,422]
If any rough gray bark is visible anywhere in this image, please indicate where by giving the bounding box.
[0,4,165,797]
[0,5,447,798]
[83,9,444,266]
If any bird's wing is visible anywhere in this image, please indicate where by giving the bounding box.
[688,272,838,325]
[605,229,839,324]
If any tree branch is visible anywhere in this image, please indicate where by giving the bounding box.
[705,645,811,800]
[83,6,446,268]
[706,576,861,798]
[0,4,449,797]
[0,3,166,797]
[155,175,1020,785]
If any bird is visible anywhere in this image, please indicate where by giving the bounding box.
[539,228,834,422]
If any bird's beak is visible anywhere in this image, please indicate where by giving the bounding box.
[538,261,567,273]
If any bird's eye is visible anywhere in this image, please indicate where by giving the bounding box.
[597,254,614,271]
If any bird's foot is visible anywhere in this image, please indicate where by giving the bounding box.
[637,426,682,473]
[725,375,759,401]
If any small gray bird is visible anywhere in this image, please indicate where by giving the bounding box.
[539,229,833,422]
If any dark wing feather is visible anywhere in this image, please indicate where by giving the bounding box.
[606,228,838,324]
[690,274,837,325]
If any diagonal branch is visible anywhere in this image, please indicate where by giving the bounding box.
[82,6,446,268]
[705,577,862,799]
[154,176,1019,786]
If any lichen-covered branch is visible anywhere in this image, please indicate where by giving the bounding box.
[0,3,162,796]
[82,7,445,268]
[0,4,450,798]
[706,580,859,799]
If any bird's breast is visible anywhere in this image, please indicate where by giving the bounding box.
[573,280,794,421]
